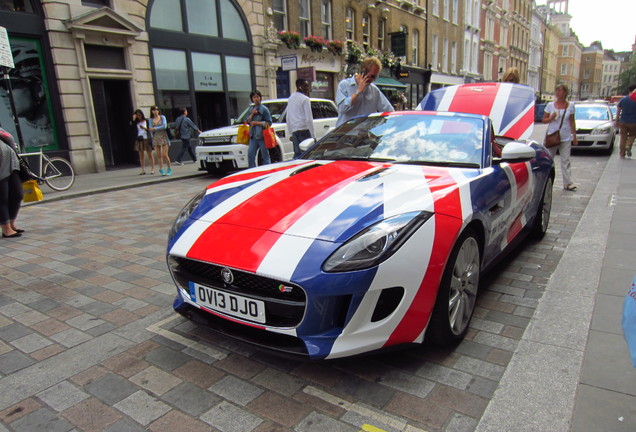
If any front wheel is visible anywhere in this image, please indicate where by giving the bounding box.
[428,229,481,346]
[531,177,553,239]
[43,157,75,191]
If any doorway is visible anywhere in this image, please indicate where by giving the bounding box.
[90,79,135,167]
[195,92,226,131]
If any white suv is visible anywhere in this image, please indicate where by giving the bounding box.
[196,98,338,173]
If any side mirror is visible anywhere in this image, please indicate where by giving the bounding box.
[299,138,315,152]
[497,141,536,162]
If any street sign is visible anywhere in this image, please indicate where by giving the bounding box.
[0,26,14,69]
[389,32,406,57]
[281,56,297,71]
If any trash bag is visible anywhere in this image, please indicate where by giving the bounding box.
[622,276,636,368]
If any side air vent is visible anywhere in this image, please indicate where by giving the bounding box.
[290,164,321,176]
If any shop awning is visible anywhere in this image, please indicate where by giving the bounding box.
[375,77,407,90]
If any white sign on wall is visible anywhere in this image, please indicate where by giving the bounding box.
[0,26,14,69]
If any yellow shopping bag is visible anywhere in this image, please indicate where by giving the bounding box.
[23,180,44,203]
[237,123,250,145]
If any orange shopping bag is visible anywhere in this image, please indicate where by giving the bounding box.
[263,126,277,149]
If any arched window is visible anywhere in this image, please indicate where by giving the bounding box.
[148,0,252,130]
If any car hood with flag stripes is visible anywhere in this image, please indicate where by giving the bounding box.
[170,160,473,263]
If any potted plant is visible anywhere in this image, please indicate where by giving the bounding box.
[278,30,301,49]
[326,40,344,56]
[304,35,325,53]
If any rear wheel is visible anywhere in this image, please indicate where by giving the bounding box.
[43,157,75,191]
[428,229,481,345]
[531,177,553,239]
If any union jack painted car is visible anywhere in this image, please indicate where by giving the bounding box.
[167,83,555,359]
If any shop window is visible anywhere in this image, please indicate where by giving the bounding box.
[186,0,218,37]
[192,52,223,91]
[153,48,189,90]
[150,0,183,32]
[225,56,252,119]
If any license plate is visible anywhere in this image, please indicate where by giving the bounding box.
[193,283,265,323]
[206,155,223,162]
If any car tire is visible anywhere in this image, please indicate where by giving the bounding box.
[531,177,553,239]
[204,162,227,175]
[427,229,481,346]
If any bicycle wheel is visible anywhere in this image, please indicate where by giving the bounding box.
[43,157,75,191]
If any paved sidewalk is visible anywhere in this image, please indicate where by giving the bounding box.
[27,160,210,204]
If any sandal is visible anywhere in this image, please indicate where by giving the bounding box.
[564,184,577,191]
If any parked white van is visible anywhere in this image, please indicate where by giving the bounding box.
[196,98,338,173]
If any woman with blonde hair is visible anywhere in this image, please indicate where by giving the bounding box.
[542,83,578,191]
[502,67,520,84]
[148,105,172,176]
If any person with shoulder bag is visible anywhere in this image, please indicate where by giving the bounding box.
[542,83,578,191]
[174,107,201,165]
[132,109,155,175]
[148,105,172,176]
[0,128,25,238]
[246,90,272,168]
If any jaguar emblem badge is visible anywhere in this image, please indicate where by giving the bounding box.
[221,267,234,285]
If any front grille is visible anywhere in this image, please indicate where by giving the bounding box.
[576,128,592,134]
[202,136,232,144]
[169,256,306,327]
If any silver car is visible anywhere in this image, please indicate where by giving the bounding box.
[574,102,616,154]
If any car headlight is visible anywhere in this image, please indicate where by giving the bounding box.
[230,134,238,143]
[169,189,206,239]
[592,123,612,135]
[323,211,433,272]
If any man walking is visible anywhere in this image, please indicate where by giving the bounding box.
[286,79,314,158]
[174,108,201,165]
[617,84,636,159]
[335,56,393,127]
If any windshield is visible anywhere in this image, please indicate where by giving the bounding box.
[233,101,288,124]
[304,113,485,167]
[575,106,610,121]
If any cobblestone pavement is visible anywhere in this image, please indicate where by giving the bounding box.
[0,149,607,432]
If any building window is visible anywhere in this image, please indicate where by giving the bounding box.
[432,0,439,16]
[412,29,419,65]
[186,0,218,37]
[299,0,311,39]
[362,14,370,48]
[584,69,590,79]
[484,52,492,80]
[378,19,385,50]
[452,0,458,24]
[272,0,287,31]
[82,0,110,6]
[321,0,332,39]
[150,0,183,32]
[0,0,34,11]
[345,8,354,42]
[560,63,567,75]
[443,0,449,20]
[432,34,438,70]
[442,38,448,72]
[451,41,457,73]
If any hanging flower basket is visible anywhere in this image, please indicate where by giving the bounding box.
[346,41,364,65]
[304,35,326,53]
[278,30,301,49]
[326,40,344,56]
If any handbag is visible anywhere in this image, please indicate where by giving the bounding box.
[22,179,44,202]
[544,103,568,148]
[263,125,277,149]
[237,123,250,145]
[7,144,40,182]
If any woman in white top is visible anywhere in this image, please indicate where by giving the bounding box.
[132,109,154,175]
[542,83,578,191]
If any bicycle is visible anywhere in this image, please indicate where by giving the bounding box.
[18,144,75,191]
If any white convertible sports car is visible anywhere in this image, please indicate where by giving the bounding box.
[167,83,555,359]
